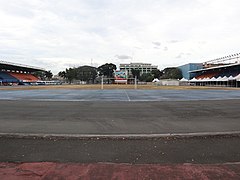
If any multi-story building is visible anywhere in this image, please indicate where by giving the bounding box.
[178,63,203,80]
[119,63,158,76]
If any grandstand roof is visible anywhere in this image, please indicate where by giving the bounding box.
[189,62,240,73]
[0,60,46,73]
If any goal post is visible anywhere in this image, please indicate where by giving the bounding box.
[101,77,138,89]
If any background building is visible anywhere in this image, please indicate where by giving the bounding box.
[178,63,203,80]
[119,63,158,76]
[0,60,45,85]
[182,53,240,87]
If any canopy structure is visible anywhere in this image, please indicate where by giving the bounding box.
[189,77,197,82]
[190,75,239,82]
[180,78,188,82]
[234,74,240,81]
[152,78,160,82]
[210,77,217,81]
[216,76,222,81]
[228,76,234,81]
[221,76,228,81]
[188,74,240,87]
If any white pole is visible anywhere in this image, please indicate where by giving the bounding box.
[134,76,137,89]
[101,76,103,90]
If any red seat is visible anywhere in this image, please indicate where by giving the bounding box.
[9,73,39,82]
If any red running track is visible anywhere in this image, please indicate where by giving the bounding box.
[0,162,240,180]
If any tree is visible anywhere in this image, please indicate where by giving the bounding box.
[131,69,141,79]
[58,71,66,79]
[33,70,53,80]
[151,69,162,79]
[76,66,97,84]
[33,71,45,80]
[65,68,77,84]
[160,67,183,79]
[45,70,53,80]
[97,63,117,84]
[139,73,154,82]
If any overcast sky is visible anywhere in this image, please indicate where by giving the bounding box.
[0,0,239,74]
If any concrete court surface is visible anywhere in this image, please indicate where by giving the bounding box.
[0,99,240,135]
[0,89,240,101]
[1,88,240,179]
[0,89,240,135]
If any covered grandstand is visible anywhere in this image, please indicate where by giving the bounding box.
[189,53,240,87]
[0,60,46,85]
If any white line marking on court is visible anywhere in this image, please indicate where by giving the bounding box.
[1,98,240,102]
[124,90,131,101]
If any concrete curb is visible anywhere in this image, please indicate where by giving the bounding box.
[1,131,240,140]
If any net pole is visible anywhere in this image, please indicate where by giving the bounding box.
[134,76,137,89]
[101,76,103,90]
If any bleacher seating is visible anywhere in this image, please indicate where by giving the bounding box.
[0,72,19,83]
[196,69,240,80]
[9,72,39,82]
[217,70,239,78]
[196,72,219,79]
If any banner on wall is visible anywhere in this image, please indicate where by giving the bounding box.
[114,70,128,84]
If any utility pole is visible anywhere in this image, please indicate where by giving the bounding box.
[134,76,137,89]
[101,76,103,90]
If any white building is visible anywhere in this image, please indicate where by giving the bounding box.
[119,63,158,76]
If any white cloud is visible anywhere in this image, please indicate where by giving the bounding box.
[115,55,132,60]
[0,0,240,73]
